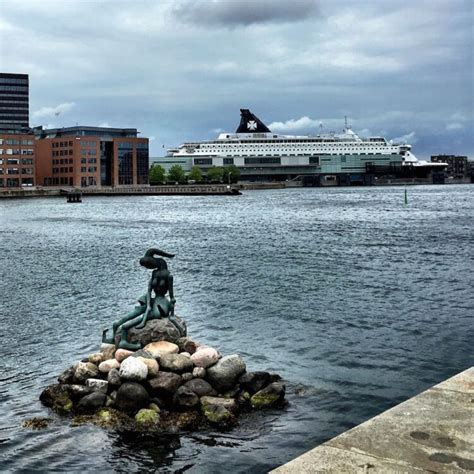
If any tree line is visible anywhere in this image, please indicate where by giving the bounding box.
[149,164,241,185]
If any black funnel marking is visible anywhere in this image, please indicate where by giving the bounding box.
[236,109,271,133]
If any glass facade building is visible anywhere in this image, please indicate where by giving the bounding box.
[0,73,29,133]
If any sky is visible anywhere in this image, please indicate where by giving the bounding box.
[0,0,473,159]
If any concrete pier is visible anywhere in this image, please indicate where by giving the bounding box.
[273,367,474,473]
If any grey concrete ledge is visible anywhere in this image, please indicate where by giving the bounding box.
[272,367,474,473]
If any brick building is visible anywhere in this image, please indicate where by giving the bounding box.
[34,126,149,187]
[431,155,469,178]
[0,134,35,187]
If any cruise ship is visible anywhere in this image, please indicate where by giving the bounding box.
[162,109,446,183]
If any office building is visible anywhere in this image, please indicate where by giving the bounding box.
[0,73,35,187]
[35,126,149,187]
[0,73,29,134]
[431,155,469,178]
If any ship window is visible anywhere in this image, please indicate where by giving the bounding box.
[245,157,281,164]
[194,158,212,165]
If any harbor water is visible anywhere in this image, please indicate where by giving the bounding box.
[1,185,473,472]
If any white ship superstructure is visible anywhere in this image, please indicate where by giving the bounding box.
[165,109,446,180]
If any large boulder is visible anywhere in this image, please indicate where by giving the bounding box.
[40,384,73,413]
[87,352,105,365]
[143,341,179,358]
[238,371,271,394]
[115,382,150,413]
[206,354,246,392]
[107,368,122,388]
[190,347,219,368]
[98,359,120,373]
[85,379,109,394]
[77,391,106,413]
[148,372,182,397]
[250,382,285,409]
[183,379,217,398]
[193,367,206,379]
[74,362,100,383]
[67,384,92,402]
[125,317,187,346]
[119,357,148,382]
[173,386,200,409]
[58,367,75,384]
[200,396,238,413]
[115,349,133,363]
[137,357,159,377]
[159,353,194,373]
[200,396,237,425]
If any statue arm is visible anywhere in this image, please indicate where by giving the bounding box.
[169,274,176,318]
[136,274,153,329]
[146,274,154,309]
[168,274,175,301]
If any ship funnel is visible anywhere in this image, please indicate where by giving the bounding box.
[236,109,271,133]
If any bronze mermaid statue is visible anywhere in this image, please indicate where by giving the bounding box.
[102,248,185,350]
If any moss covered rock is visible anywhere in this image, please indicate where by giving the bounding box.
[202,404,232,424]
[39,384,74,413]
[250,382,285,409]
[135,408,160,427]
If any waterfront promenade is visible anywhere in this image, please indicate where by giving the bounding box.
[273,367,474,473]
[0,184,241,198]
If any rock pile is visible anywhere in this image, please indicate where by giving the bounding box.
[40,319,286,431]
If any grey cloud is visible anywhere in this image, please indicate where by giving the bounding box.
[0,0,472,159]
[171,0,319,27]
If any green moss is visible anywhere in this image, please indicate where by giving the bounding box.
[54,397,73,413]
[98,409,112,422]
[250,392,280,409]
[135,409,160,426]
[202,405,232,424]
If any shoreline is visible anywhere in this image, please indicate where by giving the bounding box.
[0,180,471,199]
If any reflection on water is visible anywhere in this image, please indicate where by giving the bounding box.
[0,185,473,472]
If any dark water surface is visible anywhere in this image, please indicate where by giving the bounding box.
[1,186,473,472]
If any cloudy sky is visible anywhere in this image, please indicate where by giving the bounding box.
[1,0,472,158]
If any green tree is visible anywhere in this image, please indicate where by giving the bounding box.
[223,164,241,183]
[149,164,165,185]
[206,166,224,183]
[188,166,203,183]
[167,164,186,184]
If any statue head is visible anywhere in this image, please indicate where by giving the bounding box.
[140,248,174,271]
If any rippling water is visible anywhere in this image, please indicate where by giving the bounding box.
[1,185,473,472]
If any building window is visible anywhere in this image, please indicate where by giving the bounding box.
[309,157,320,164]
[223,158,234,165]
[136,143,149,185]
[117,142,133,185]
